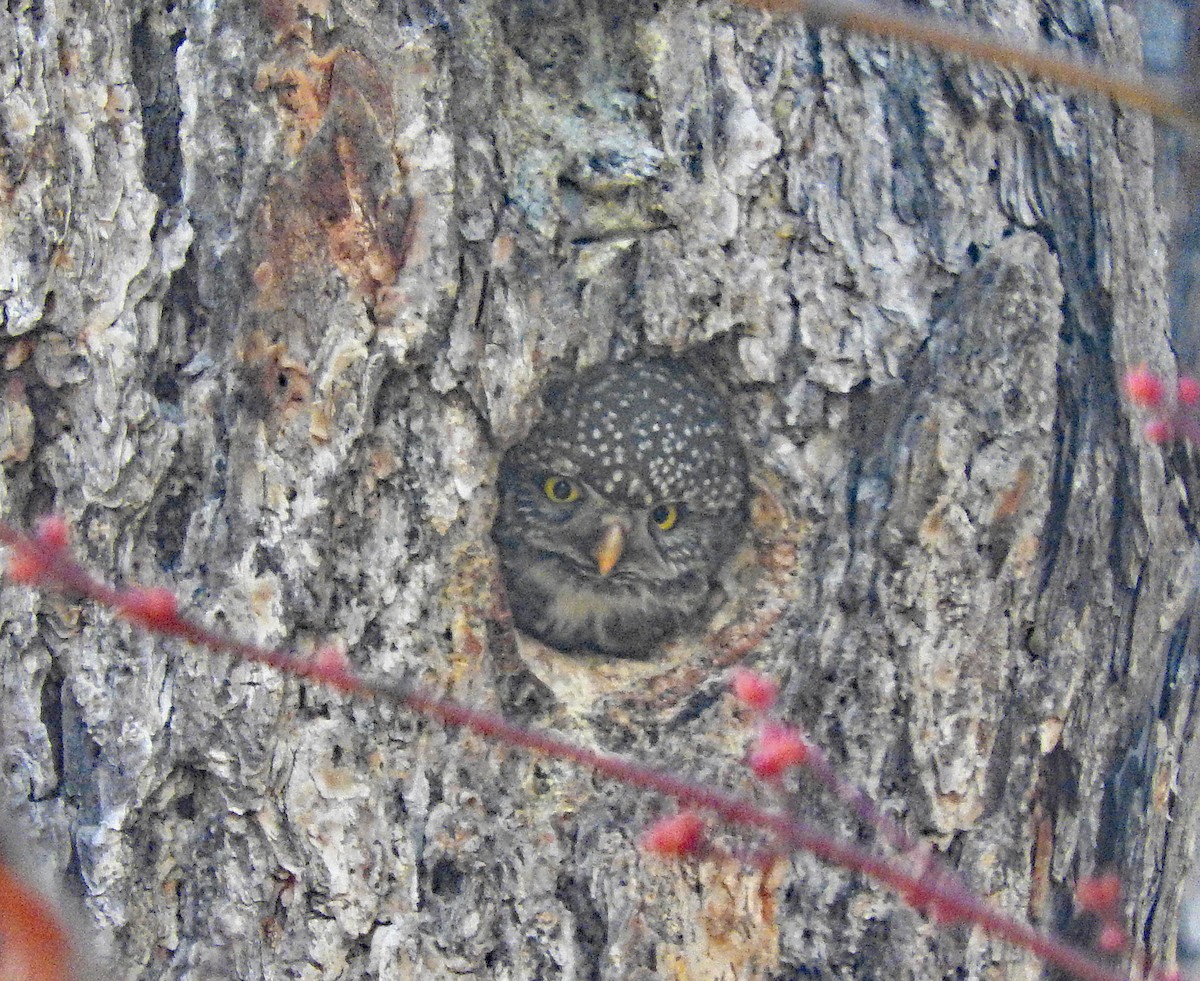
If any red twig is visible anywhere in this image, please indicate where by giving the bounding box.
[737,0,1198,133]
[0,517,1154,981]
[1124,367,1200,445]
[0,861,72,981]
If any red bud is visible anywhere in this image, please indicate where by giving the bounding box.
[642,813,705,858]
[731,668,777,712]
[749,723,810,779]
[1124,368,1165,407]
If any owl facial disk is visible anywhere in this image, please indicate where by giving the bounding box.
[594,521,625,577]
[492,357,750,656]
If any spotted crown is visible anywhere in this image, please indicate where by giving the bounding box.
[513,359,747,514]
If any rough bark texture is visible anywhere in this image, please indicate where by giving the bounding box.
[0,0,1195,979]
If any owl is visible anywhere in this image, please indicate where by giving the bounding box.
[493,358,749,657]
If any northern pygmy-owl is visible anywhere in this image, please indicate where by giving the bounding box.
[493,358,749,657]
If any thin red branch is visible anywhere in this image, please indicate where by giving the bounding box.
[0,862,72,981]
[738,0,1198,133]
[0,518,1150,981]
[792,728,919,855]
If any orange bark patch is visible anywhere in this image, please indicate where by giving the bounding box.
[239,330,313,421]
[254,46,418,308]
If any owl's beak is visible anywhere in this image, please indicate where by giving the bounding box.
[594,523,625,577]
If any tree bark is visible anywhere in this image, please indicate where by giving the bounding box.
[0,0,1194,979]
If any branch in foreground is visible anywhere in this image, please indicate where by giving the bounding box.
[0,516,1173,981]
[739,0,1197,134]
[1124,367,1200,444]
[0,858,72,981]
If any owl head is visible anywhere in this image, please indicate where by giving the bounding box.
[493,358,749,657]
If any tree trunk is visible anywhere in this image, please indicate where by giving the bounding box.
[1,0,1194,978]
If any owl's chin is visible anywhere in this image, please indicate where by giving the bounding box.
[501,551,707,658]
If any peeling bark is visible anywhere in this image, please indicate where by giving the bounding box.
[0,0,1194,978]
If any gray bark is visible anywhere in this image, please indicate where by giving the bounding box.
[0,0,1194,979]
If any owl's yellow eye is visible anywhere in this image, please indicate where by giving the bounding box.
[543,475,581,503]
[651,504,679,530]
